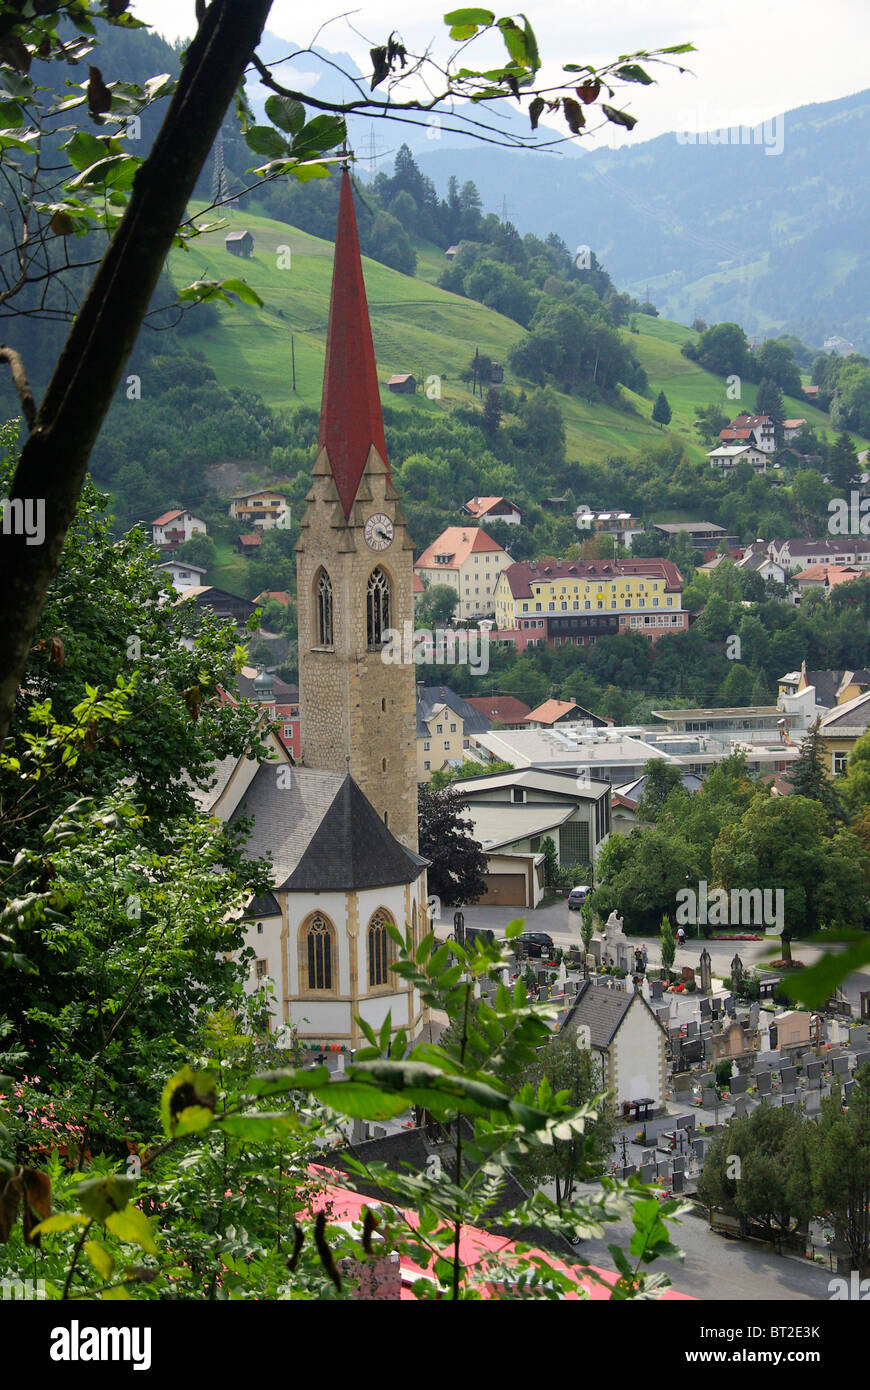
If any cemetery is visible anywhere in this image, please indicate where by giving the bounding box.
[453,913,870,1282]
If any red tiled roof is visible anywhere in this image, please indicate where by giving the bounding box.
[500,556,683,598]
[318,170,389,517]
[310,1171,692,1300]
[415,526,508,570]
[463,694,531,725]
[152,509,186,526]
[238,532,262,547]
[526,698,578,725]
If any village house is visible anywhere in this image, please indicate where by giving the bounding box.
[155,559,208,591]
[460,495,522,526]
[524,698,608,729]
[817,689,870,776]
[449,766,612,906]
[230,665,301,760]
[707,443,769,475]
[564,981,668,1112]
[461,693,531,727]
[653,520,733,548]
[782,418,808,442]
[225,229,254,257]
[768,537,870,572]
[150,508,207,551]
[718,411,776,453]
[574,506,640,548]
[790,563,864,603]
[415,684,491,780]
[228,489,290,530]
[386,373,416,394]
[491,556,689,650]
[414,526,513,621]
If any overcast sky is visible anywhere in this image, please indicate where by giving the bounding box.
[131,0,868,147]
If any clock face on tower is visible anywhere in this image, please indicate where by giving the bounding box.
[364,513,394,550]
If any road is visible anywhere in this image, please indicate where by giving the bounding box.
[571,1200,836,1301]
[441,899,870,1005]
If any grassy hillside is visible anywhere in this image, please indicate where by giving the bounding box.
[169,205,860,468]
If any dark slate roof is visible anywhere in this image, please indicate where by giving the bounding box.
[229,764,346,881]
[416,685,493,738]
[245,890,281,918]
[282,775,427,892]
[564,981,636,1048]
[805,669,870,709]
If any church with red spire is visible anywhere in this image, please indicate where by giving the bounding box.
[196,169,430,1052]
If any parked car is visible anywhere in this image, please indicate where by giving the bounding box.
[568,885,592,911]
[516,931,555,960]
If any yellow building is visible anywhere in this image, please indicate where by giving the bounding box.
[414,526,513,621]
[493,556,687,644]
[818,691,870,776]
[417,703,465,779]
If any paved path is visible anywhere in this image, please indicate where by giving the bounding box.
[442,900,870,1004]
[571,1198,836,1301]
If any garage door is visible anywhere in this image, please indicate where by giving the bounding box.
[480,873,527,907]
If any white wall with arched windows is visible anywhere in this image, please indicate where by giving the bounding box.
[238,875,430,1046]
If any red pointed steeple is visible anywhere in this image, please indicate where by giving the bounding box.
[317,168,389,517]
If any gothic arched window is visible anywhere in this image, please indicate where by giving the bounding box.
[316,569,333,647]
[368,908,395,987]
[303,912,334,991]
[366,566,390,649]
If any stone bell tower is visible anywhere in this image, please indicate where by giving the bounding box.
[296,167,418,851]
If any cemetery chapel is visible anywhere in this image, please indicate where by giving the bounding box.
[199,168,430,1051]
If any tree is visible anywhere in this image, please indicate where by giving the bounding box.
[755,378,784,444]
[660,916,676,974]
[814,1065,870,1273]
[697,1106,814,1240]
[687,322,752,379]
[482,387,502,434]
[0,5,691,746]
[829,431,861,493]
[757,339,802,398]
[652,391,671,428]
[635,759,684,821]
[711,796,866,962]
[418,784,487,907]
[417,583,459,626]
[176,533,217,570]
[510,1030,616,1207]
[540,834,559,887]
[789,719,844,824]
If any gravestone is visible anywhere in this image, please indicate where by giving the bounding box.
[749,1002,760,1030]
[673,1073,694,1095]
[682,966,696,986]
[704,1038,714,1062]
[538,985,549,1002]
[657,1160,671,1180]
[731,953,745,992]
[732,1095,750,1118]
[537,970,549,985]
[702,1087,720,1110]
[692,1136,708,1160]
[725,998,737,1019]
[683,1039,703,1063]
[756,1072,772,1097]
[651,980,663,1001]
[730,1074,749,1095]
[640,1163,655,1183]
[672,1171,685,1194]
[804,1091,821,1115]
[686,1020,698,1039]
[853,1051,870,1072]
[850,1025,869,1047]
[699,948,712,994]
[777,1011,811,1048]
[589,938,602,964]
[780,1066,797,1093]
[833,1055,851,1075]
[700,1072,714,1088]
[844,1080,855,1098]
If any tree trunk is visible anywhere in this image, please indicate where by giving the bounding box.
[0,0,274,745]
[781,933,793,965]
